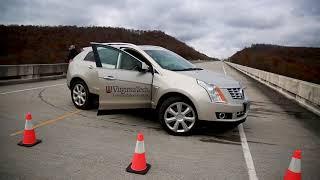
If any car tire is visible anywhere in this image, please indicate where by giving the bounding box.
[158,96,198,136]
[71,80,92,109]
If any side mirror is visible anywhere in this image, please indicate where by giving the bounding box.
[141,62,149,71]
[137,62,149,72]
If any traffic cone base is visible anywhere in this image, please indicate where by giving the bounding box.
[18,139,42,147]
[284,170,301,180]
[126,163,151,175]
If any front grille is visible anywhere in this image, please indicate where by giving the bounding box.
[227,88,244,99]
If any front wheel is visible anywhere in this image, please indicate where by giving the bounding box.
[158,97,198,136]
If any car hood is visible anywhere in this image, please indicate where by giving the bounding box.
[177,70,241,88]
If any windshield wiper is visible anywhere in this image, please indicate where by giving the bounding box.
[171,68,203,71]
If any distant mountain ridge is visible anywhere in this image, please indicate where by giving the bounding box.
[0,25,216,65]
[230,44,320,84]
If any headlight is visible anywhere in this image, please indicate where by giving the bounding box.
[197,80,227,103]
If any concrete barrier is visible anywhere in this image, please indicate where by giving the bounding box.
[0,63,68,85]
[226,62,320,116]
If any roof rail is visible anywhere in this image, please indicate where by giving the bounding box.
[90,42,138,47]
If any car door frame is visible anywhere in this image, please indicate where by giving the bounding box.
[91,42,155,110]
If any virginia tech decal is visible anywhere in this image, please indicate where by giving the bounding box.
[106,86,150,97]
[106,86,113,93]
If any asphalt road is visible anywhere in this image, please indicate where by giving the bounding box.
[0,61,319,180]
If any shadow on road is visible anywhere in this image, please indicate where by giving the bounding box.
[97,108,242,144]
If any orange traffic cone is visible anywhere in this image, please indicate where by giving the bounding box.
[18,112,42,147]
[284,150,301,180]
[126,132,151,175]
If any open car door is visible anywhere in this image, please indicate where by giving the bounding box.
[91,43,153,110]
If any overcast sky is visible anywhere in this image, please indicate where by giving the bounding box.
[1,0,320,58]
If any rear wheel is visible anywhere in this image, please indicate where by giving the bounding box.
[71,80,92,109]
[158,97,197,135]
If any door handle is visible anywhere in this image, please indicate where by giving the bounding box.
[103,76,116,80]
[88,65,94,69]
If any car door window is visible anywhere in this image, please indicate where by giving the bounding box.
[97,47,119,69]
[123,49,149,65]
[118,52,142,71]
[84,51,95,62]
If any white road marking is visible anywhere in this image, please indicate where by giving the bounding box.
[239,124,259,180]
[222,62,258,180]
[0,83,65,95]
[221,62,228,76]
[222,62,227,76]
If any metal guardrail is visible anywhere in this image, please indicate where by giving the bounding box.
[226,62,320,116]
[0,60,212,83]
[0,63,68,85]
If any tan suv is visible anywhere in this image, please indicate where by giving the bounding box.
[67,43,249,135]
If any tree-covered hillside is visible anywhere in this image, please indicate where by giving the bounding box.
[230,44,320,84]
[1,25,215,65]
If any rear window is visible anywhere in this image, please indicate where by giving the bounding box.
[84,51,95,62]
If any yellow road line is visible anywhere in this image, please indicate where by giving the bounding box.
[10,110,81,136]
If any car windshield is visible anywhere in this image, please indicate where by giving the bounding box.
[144,49,200,71]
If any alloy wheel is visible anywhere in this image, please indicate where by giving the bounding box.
[164,102,196,133]
[72,84,87,106]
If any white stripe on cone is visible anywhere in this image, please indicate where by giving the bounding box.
[134,140,145,154]
[24,120,34,130]
[288,158,301,173]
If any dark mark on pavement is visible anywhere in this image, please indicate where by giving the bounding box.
[199,138,241,145]
[247,140,277,146]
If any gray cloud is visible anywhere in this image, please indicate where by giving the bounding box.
[1,0,320,58]
[225,15,285,30]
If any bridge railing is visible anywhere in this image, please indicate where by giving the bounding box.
[226,62,320,116]
[0,63,68,85]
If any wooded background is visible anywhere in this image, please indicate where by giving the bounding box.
[0,25,215,65]
[2,25,319,84]
[230,44,320,84]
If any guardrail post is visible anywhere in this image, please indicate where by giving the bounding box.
[20,65,34,79]
[32,65,40,79]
